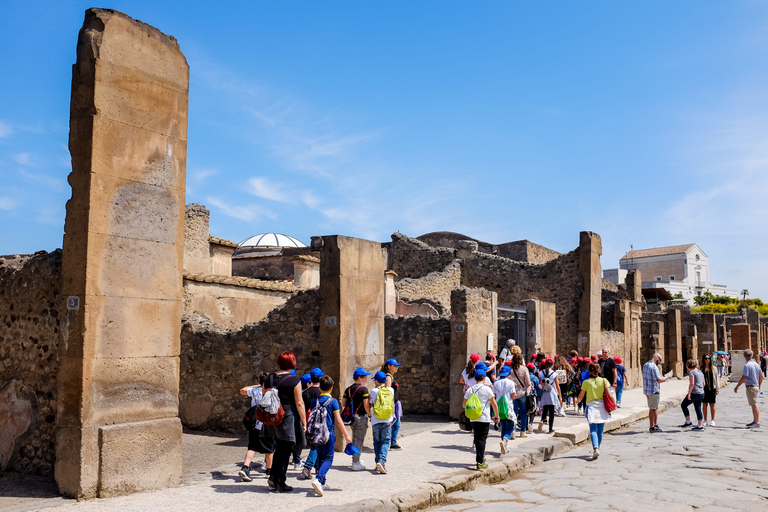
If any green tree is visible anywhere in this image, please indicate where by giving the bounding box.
[712,294,734,305]
[672,292,684,300]
[742,289,749,300]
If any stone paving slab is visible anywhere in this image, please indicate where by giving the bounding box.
[1,379,696,512]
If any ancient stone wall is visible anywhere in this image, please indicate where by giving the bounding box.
[394,260,461,316]
[184,204,211,275]
[179,289,322,431]
[0,251,63,475]
[416,232,561,264]
[232,255,295,281]
[387,233,457,279]
[384,315,451,415]
[460,249,582,354]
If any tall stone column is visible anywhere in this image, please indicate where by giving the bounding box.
[665,309,683,377]
[577,232,603,356]
[522,299,556,357]
[317,235,385,397]
[56,9,187,499]
[449,287,497,419]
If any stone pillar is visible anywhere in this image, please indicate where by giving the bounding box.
[731,324,751,350]
[384,270,397,315]
[56,8,187,499]
[643,320,665,368]
[183,204,211,274]
[292,255,320,289]
[577,232,603,356]
[522,299,556,357]
[665,309,684,377]
[317,235,385,400]
[697,313,717,356]
[625,269,642,302]
[449,287,497,419]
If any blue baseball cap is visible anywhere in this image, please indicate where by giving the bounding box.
[344,443,361,456]
[498,366,511,377]
[373,371,388,383]
[300,374,312,386]
[289,369,297,376]
[385,358,401,366]
[474,362,489,371]
[310,367,324,378]
[353,368,371,379]
[474,369,487,379]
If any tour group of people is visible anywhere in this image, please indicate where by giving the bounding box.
[460,340,624,465]
[237,352,403,495]
[236,341,763,494]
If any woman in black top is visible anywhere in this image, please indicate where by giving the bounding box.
[260,351,306,493]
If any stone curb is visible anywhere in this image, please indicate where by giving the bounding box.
[327,380,730,512]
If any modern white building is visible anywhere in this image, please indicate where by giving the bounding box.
[604,243,739,305]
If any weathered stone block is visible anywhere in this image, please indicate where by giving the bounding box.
[97,417,182,497]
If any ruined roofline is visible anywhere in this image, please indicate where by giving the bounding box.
[209,236,238,248]
[183,272,299,292]
[416,231,561,256]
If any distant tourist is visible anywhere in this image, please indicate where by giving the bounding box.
[537,357,562,433]
[510,354,532,438]
[381,358,403,449]
[460,354,482,392]
[370,371,395,474]
[679,359,705,430]
[485,353,499,382]
[598,346,618,389]
[498,339,516,366]
[734,349,763,428]
[307,375,353,497]
[463,368,500,470]
[576,362,611,459]
[715,353,726,378]
[701,353,719,427]
[238,372,273,482]
[492,365,517,454]
[643,352,672,433]
[260,351,306,493]
[340,368,372,471]
[614,357,626,407]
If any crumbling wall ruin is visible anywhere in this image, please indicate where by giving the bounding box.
[387,233,456,279]
[179,289,322,431]
[394,260,461,316]
[384,315,451,415]
[416,231,561,264]
[0,251,63,475]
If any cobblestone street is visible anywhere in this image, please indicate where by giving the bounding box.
[431,383,768,512]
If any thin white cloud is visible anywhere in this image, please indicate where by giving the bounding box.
[249,177,291,203]
[0,197,20,210]
[0,121,12,138]
[205,196,277,222]
[190,169,219,182]
[13,153,30,166]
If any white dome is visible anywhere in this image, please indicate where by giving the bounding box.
[238,233,306,248]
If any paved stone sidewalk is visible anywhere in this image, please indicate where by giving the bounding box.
[1,380,693,512]
[430,382,768,512]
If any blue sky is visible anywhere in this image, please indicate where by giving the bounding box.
[1,1,766,298]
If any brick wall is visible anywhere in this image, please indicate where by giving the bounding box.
[384,315,451,415]
[0,251,63,475]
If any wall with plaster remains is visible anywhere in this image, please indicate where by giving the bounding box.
[0,251,62,475]
[384,315,451,415]
[179,290,322,431]
[394,260,461,316]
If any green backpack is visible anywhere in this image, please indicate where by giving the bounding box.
[373,386,395,420]
[497,395,510,420]
[464,386,484,421]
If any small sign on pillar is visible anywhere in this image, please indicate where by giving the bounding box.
[487,333,494,352]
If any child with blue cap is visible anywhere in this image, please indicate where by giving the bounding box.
[300,367,324,477]
[341,367,372,471]
[381,358,403,450]
[370,371,395,474]
[464,368,500,470]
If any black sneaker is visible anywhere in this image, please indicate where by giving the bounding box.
[275,484,293,493]
[267,479,275,489]
[390,444,402,450]
[238,466,252,482]
[679,422,692,428]
[653,426,663,432]
[265,467,271,476]
[692,425,704,431]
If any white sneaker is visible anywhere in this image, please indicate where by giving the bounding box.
[593,448,600,459]
[351,462,366,471]
[375,462,387,474]
[500,440,507,455]
[311,479,324,496]
[702,420,708,426]
[709,420,716,427]
[510,431,516,440]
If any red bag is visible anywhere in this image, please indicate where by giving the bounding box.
[602,378,616,413]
